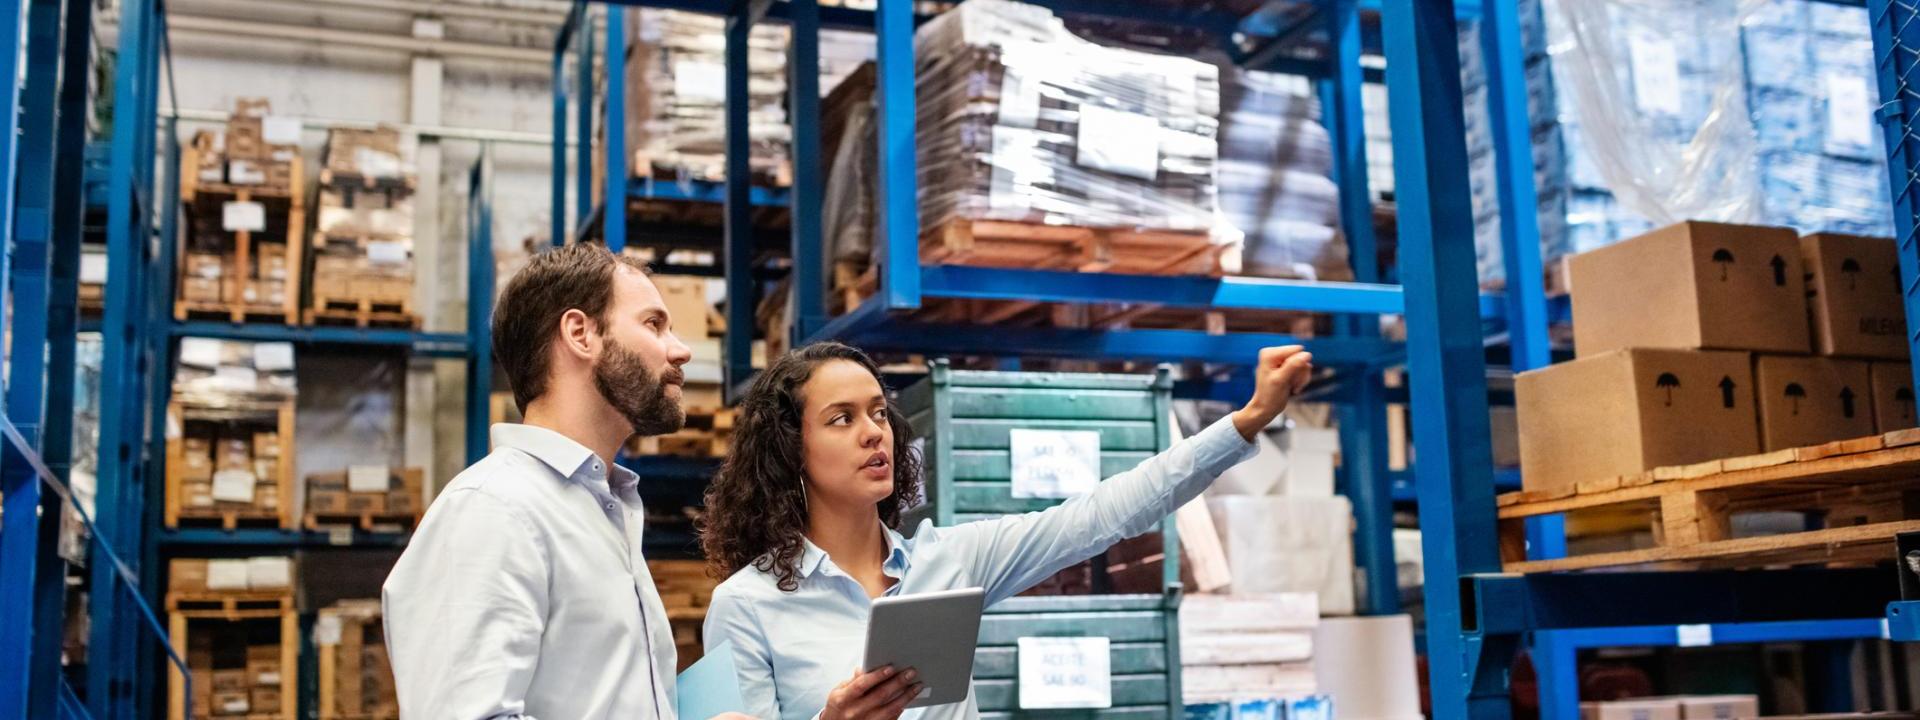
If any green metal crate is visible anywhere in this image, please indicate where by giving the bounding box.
[898,361,1183,718]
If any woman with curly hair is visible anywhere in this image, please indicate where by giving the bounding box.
[700,342,1313,720]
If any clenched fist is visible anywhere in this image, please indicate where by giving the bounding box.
[1230,345,1315,441]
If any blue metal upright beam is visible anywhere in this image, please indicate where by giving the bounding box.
[874,0,920,311]
[604,7,630,253]
[552,2,582,247]
[787,0,825,346]
[1869,0,1920,418]
[469,148,498,465]
[1381,0,1509,719]
[722,6,755,400]
[576,7,595,229]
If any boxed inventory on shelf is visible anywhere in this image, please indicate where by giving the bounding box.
[316,600,399,718]
[1752,355,1874,450]
[169,557,294,593]
[306,466,426,519]
[1568,222,1810,358]
[188,97,300,191]
[618,9,792,185]
[1870,362,1915,432]
[1800,233,1906,359]
[1212,67,1347,281]
[310,127,417,320]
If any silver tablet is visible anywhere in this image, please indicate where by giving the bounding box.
[862,587,986,709]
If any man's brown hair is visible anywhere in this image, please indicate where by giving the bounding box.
[492,242,649,413]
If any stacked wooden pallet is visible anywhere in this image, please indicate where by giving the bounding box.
[306,127,418,329]
[166,557,298,720]
[304,467,427,533]
[649,560,720,671]
[176,99,306,325]
[1497,429,1920,572]
[166,398,296,531]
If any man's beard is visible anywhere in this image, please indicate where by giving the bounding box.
[593,337,685,437]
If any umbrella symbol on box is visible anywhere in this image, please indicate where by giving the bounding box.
[1786,382,1807,415]
[1899,387,1914,420]
[1713,249,1735,281]
[1842,258,1862,290]
[1656,372,1681,406]
[1841,387,1858,419]
[1771,255,1788,286]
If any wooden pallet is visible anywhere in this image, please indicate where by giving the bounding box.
[304,300,418,329]
[167,592,295,614]
[304,511,422,533]
[168,603,299,720]
[174,509,285,530]
[176,300,298,325]
[626,407,734,458]
[1496,429,1920,573]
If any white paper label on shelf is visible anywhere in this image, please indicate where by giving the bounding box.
[348,465,391,493]
[206,559,250,591]
[253,343,295,372]
[1075,105,1160,181]
[223,201,267,232]
[1676,624,1713,647]
[1825,72,1875,148]
[1017,637,1112,710]
[674,60,728,102]
[179,337,224,368]
[261,115,302,145]
[1010,429,1101,499]
[211,468,258,504]
[314,615,344,646]
[365,240,410,266]
[328,526,353,546]
[80,252,108,284]
[212,365,259,391]
[1628,32,1683,117]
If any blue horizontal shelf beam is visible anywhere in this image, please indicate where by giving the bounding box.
[1556,619,1886,649]
[156,528,411,549]
[628,177,788,206]
[1392,468,1519,502]
[919,265,1406,315]
[588,0,1238,34]
[1467,569,1895,634]
[169,321,469,357]
[843,319,1392,367]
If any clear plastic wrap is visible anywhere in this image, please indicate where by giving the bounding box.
[913,0,1221,232]
[624,9,793,183]
[1214,67,1349,280]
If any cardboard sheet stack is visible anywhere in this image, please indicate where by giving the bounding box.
[174,337,297,408]
[1179,594,1319,708]
[311,127,416,312]
[1197,413,1356,616]
[1214,67,1349,281]
[620,9,792,185]
[316,600,398,719]
[912,0,1221,233]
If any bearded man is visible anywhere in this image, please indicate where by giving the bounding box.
[384,242,746,720]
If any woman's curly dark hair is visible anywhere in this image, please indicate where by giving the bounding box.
[700,341,923,591]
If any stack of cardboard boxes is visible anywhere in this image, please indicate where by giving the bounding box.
[179,99,301,317]
[170,338,297,527]
[189,98,298,192]
[186,634,286,718]
[317,600,398,719]
[1518,222,1911,492]
[305,467,425,520]
[309,127,416,316]
[168,557,295,595]
[175,429,284,516]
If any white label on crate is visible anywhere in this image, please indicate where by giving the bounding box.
[179,337,224,369]
[1009,429,1101,500]
[348,465,392,493]
[1016,637,1112,710]
[365,240,410,266]
[79,252,107,284]
[211,468,258,503]
[261,115,302,145]
[1075,105,1160,181]
[998,67,1041,128]
[253,342,295,372]
[1627,32,1682,117]
[1675,624,1713,647]
[212,365,259,392]
[674,60,728,102]
[222,201,266,232]
[314,615,343,646]
[1825,72,1875,148]
[328,526,353,546]
[206,559,250,591]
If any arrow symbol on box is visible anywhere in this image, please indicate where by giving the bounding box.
[1841,387,1858,419]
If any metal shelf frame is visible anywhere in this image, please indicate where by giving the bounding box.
[539,2,1907,720]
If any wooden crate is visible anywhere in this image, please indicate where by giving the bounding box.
[166,398,297,530]
[166,594,298,720]
[1495,429,1920,572]
[176,150,306,325]
[316,602,398,720]
[650,559,719,672]
[972,595,1184,719]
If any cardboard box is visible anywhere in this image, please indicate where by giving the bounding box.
[1583,700,1682,720]
[227,159,266,186]
[308,489,349,514]
[1802,233,1908,360]
[1872,362,1916,433]
[211,668,248,693]
[169,558,209,593]
[387,490,419,516]
[654,275,712,340]
[1678,695,1760,720]
[185,253,225,279]
[181,277,223,303]
[1517,349,1760,492]
[1569,222,1810,357]
[248,646,283,686]
[1754,355,1876,451]
[211,691,250,716]
[247,556,292,590]
[346,492,387,514]
[307,471,348,492]
[249,686,281,712]
[253,432,280,458]
[256,244,288,280]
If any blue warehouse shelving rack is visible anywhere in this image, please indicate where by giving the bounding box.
[552,1,1920,719]
[0,2,500,719]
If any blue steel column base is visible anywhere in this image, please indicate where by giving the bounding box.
[1888,601,1920,641]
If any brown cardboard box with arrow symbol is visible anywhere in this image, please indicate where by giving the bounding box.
[1870,362,1916,434]
[1801,233,1908,360]
[1569,221,1811,358]
[1516,348,1758,494]
[1753,355,1875,451]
